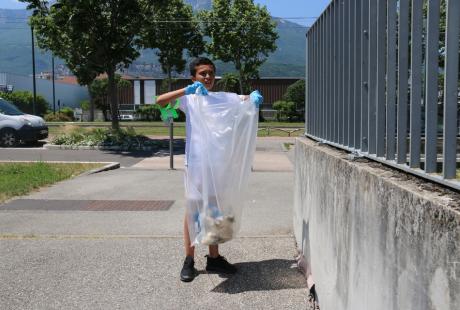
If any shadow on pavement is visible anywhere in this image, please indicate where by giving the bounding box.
[210,259,306,294]
[96,138,186,158]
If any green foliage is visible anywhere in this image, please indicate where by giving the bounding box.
[44,112,73,122]
[88,76,131,120]
[283,80,305,106]
[141,0,204,88]
[136,104,161,121]
[0,91,48,116]
[216,72,250,93]
[272,100,296,122]
[22,0,160,129]
[59,107,74,119]
[201,0,278,93]
[80,100,90,111]
[51,126,156,149]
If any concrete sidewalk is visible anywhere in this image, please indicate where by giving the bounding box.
[0,142,309,309]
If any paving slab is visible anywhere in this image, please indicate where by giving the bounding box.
[0,144,309,309]
[0,237,308,310]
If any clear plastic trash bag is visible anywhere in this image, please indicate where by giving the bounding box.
[185,92,258,246]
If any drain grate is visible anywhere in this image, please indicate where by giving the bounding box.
[0,199,174,211]
[84,200,173,211]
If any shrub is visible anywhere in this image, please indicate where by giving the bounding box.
[272,100,296,122]
[51,126,153,149]
[44,112,73,122]
[0,90,48,116]
[59,107,74,120]
[80,100,90,111]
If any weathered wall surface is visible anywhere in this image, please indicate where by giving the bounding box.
[294,137,460,310]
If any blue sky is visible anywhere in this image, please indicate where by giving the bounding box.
[254,0,330,26]
[1,0,331,26]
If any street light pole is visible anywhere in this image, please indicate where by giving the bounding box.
[52,55,56,114]
[31,25,37,115]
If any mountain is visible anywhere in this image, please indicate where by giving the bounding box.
[0,3,306,78]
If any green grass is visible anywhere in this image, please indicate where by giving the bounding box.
[0,162,103,204]
[48,122,305,138]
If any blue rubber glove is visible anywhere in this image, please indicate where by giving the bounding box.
[185,81,208,95]
[250,90,263,108]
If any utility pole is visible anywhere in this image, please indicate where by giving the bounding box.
[52,55,56,114]
[31,25,37,115]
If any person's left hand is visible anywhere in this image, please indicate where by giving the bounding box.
[250,90,263,108]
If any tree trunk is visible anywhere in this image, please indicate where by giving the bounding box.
[236,60,244,95]
[89,97,95,122]
[167,66,172,92]
[107,68,119,130]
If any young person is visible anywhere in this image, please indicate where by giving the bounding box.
[156,57,263,282]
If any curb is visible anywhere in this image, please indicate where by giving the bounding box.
[0,160,120,175]
[80,162,120,176]
[44,144,157,151]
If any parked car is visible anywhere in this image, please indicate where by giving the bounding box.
[119,114,134,121]
[0,98,48,147]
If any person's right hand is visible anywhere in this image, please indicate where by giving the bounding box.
[185,81,208,95]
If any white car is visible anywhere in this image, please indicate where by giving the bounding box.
[119,114,134,121]
[0,98,48,147]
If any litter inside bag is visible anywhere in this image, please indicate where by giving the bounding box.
[185,92,258,246]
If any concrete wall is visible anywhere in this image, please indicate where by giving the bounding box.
[294,137,460,310]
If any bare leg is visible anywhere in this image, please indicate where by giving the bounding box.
[209,244,219,258]
[184,214,195,257]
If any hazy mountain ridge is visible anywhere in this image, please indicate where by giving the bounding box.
[0,4,306,78]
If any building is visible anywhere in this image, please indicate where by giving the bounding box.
[118,76,302,119]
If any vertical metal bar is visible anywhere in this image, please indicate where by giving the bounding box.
[305,30,309,135]
[354,0,362,149]
[322,16,326,140]
[349,0,356,148]
[361,0,369,152]
[315,25,319,137]
[311,26,315,135]
[329,6,334,142]
[376,0,386,157]
[386,0,397,160]
[397,0,410,164]
[334,1,340,143]
[318,16,324,138]
[325,8,330,141]
[315,25,319,136]
[339,0,344,144]
[442,0,460,179]
[368,0,377,154]
[344,0,350,147]
[31,25,37,115]
[424,0,441,173]
[409,0,423,168]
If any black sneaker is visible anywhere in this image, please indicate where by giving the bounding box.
[205,255,237,274]
[180,256,197,282]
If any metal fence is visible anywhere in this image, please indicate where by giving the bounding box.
[305,0,460,190]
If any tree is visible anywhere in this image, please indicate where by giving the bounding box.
[21,0,157,130]
[88,76,131,121]
[283,80,305,107]
[215,72,249,93]
[141,0,204,92]
[201,0,278,94]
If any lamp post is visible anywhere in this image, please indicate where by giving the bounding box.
[52,55,56,114]
[31,25,37,115]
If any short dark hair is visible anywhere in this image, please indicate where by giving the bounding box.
[189,57,216,76]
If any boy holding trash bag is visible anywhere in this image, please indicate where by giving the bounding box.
[156,57,263,282]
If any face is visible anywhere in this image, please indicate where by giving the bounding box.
[191,64,215,90]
